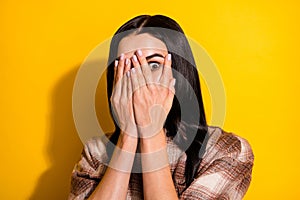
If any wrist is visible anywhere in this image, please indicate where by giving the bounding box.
[117,132,138,152]
[140,129,167,153]
[109,134,137,173]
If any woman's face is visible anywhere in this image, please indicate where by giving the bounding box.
[117,33,168,82]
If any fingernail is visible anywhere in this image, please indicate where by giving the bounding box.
[126,71,130,77]
[172,79,176,86]
[131,68,136,73]
[120,53,125,60]
[132,55,138,62]
[167,54,171,61]
[137,49,142,57]
[125,58,129,65]
[114,60,118,67]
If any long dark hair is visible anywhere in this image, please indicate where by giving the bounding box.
[106,15,208,188]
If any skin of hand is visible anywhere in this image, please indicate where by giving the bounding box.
[110,53,138,139]
[130,50,176,139]
[128,50,178,200]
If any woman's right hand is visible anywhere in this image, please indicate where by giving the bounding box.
[87,55,138,200]
[110,54,138,140]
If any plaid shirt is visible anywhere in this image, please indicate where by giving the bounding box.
[68,126,254,200]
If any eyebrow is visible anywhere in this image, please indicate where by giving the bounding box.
[145,53,165,60]
[115,53,165,61]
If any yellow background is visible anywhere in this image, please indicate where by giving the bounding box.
[1,0,299,199]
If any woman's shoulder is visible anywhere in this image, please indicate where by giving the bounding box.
[204,126,254,163]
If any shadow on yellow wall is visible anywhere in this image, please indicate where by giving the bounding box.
[29,66,82,199]
[29,60,114,199]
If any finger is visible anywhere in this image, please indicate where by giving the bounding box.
[126,72,137,138]
[159,53,173,88]
[126,71,132,99]
[136,50,153,86]
[132,55,146,88]
[123,58,131,74]
[169,78,176,95]
[165,78,176,110]
[121,70,127,99]
[114,53,125,97]
[115,53,125,84]
[130,67,139,93]
[113,60,118,87]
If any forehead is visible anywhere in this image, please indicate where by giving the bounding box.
[117,33,168,57]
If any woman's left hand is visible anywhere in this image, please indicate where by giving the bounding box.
[129,51,176,138]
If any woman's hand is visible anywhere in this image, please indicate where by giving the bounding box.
[128,51,178,199]
[110,54,138,139]
[130,50,176,138]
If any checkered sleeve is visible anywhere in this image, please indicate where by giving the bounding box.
[179,133,254,200]
[68,137,108,200]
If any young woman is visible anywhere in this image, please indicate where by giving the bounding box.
[69,15,254,200]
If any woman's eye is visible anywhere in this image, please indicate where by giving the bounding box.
[149,62,162,71]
